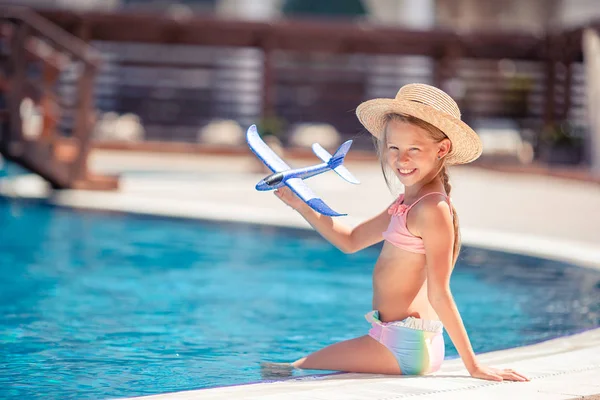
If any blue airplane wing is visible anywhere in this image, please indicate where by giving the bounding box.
[285,178,346,217]
[246,124,290,173]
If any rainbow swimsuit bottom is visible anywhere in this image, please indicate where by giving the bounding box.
[365,310,445,375]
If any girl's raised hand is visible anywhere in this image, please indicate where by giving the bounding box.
[274,187,305,212]
[469,364,529,382]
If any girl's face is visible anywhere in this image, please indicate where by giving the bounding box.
[384,120,450,186]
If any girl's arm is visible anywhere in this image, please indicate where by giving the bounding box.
[274,187,390,254]
[416,197,528,382]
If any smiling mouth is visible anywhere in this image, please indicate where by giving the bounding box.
[397,168,416,176]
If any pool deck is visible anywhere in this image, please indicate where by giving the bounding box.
[128,328,600,400]
[1,150,600,399]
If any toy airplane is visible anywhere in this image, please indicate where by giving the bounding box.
[247,124,359,217]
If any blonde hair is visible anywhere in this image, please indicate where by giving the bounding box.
[375,113,461,265]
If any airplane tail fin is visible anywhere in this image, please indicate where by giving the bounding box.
[312,141,360,184]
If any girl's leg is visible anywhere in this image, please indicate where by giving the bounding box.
[292,335,401,375]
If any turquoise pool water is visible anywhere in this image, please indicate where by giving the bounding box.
[1,199,598,399]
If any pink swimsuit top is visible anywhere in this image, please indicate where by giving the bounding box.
[382,192,452,254]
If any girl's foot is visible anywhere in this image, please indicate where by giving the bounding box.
[260,362,295,379]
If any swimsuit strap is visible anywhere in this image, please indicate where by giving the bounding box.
[405,192,453,216]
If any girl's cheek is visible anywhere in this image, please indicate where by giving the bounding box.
[416,152,431,162]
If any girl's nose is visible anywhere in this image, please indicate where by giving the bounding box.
[398,152,410,165]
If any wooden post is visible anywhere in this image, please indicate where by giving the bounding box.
[561,34,575,121]
[261,37,275,121]
[543,34,557,129]
[434,40,463,114]
[4,22,28,156]
[561,61,572,121]
[445,39,462,80]
[70,20,95,182]
[432,45,445,90]
[434,40,461,89]
[41,59,61,139]
[70,63,95,182]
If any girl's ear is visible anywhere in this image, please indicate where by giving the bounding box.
[438,138,452,159]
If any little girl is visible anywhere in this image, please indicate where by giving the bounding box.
[272,83,528,382]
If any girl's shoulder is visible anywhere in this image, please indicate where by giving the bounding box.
[408,192,452,220]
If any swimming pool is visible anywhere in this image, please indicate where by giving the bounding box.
[1,199,598,399]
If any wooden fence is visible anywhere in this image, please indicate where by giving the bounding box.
[0,8,593,189]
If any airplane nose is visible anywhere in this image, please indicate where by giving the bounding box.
[256,180,269,191]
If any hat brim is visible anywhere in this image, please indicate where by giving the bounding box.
[356,99,482,165]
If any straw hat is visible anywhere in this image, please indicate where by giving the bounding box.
[356,83,482,165]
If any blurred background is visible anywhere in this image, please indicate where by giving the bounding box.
[1,0,600,188]
[1,2,600,399]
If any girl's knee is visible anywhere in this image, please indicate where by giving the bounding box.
[291,357,307,369]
